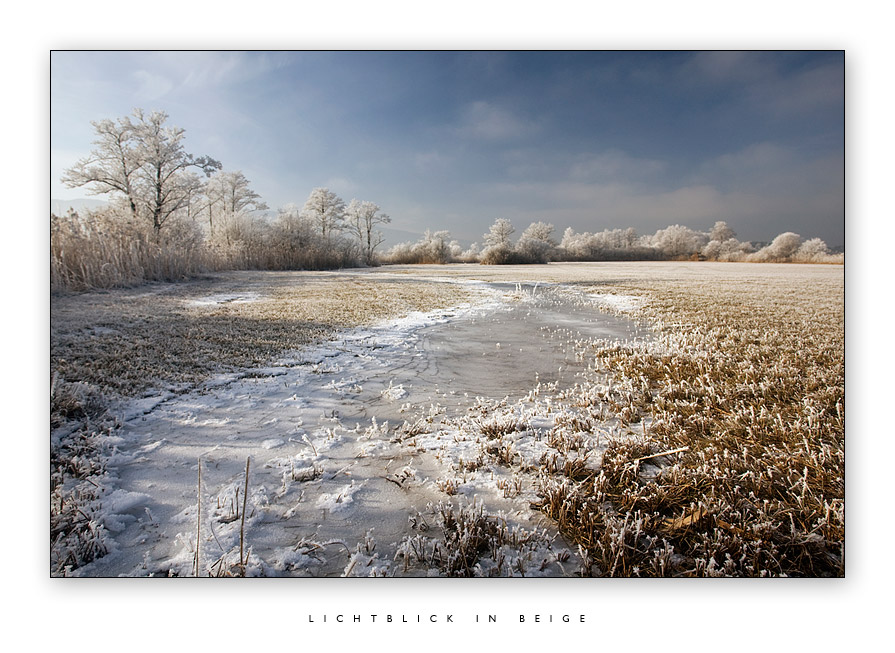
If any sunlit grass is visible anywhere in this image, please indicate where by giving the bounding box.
[529,265,844,576]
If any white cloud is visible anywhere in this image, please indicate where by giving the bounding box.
[456,101,539,142]
[493,148,667,186]
[755,62,844,117]
[413,150,451,173]
[179,53,241,88]
[685,52,843,118]
[132,70,174,102]
[687,51,772,84]
[694,142,842,207]
[569,150,668,182]
[711,142,793,170]
[134,52,292,96]
[484,177,724,224]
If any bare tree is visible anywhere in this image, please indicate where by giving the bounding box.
[346,199,391,264]
[207,171,269,216]
[61,116,142,221]
[301,187,346,240]
[131,110,221,236]
[62,109,221,237]
[203,170,269,237]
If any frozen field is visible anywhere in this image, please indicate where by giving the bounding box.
[51,262,844,577]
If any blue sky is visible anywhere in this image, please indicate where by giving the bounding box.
[51,50,844,246]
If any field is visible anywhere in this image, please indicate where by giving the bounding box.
[50,262,844,577]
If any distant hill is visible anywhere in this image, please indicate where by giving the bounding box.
[51,198,108,216]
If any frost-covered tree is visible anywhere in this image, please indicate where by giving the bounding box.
[345,199,391,264]
[456,242,481,263]
[215,212,266,251]
[709,220,736,243]
[207,171,268,215]
[263,202,362,270]
[273,203,314,248]
[448,239,465,260]
[793,237,836,263]
[61,115,143,222]
[381,230,453,264]
[701,221,753,260]
[649,224,709,258]
[418,230,452,263]
[516,221,557,263]
[481,218,517,264]
[202,170,268,237]
[301,187,346,240]
[266,204,315,266]
[134,110,223,236]
[63,109,221,238]
[702,237,753,261]
[558,227,647,260]
[483,218,515,249]
[750,232,802,262]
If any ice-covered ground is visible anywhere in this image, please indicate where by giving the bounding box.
[69,276,649,577]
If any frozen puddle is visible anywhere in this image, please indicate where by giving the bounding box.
[396,283,648,406]
[79,282,649,577]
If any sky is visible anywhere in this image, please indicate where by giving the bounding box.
[50,50,845,247]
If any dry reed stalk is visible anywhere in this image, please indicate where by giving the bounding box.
[195,458,201,577]
[240,457,250,570]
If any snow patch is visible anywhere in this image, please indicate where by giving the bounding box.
[316,482,363,514]
[381,381,408,401]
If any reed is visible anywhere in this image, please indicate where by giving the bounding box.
[51,209,214,293]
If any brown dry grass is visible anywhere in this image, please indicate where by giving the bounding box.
[51,270,474,399]
[527,264,843,576]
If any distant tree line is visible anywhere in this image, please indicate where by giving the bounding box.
[52,109,842,292]
[381,218,842,266]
